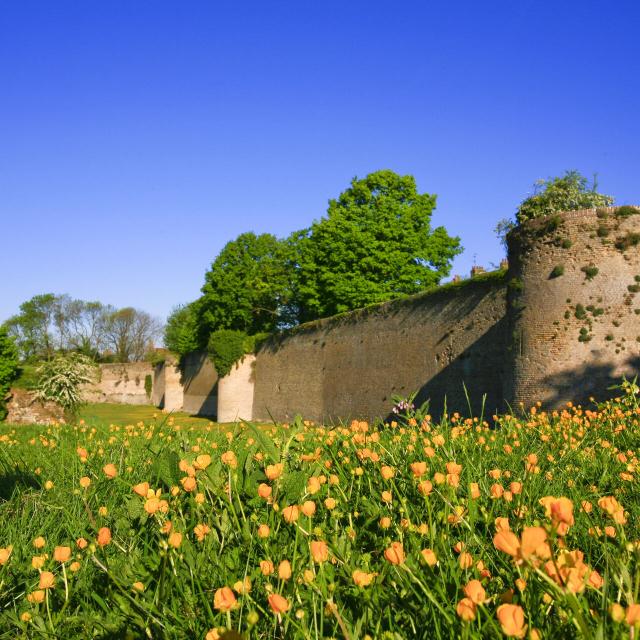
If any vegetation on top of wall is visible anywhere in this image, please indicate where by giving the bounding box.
[581,265,599,280]
[262,268,509,344]
[144,374,153,398]
[207,330,269,377]
[549,265,565,278]
[614,205,640,218]
[515,171,614,224]
[615,232,640,251]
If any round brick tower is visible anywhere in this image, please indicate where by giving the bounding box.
[505,206,640,409]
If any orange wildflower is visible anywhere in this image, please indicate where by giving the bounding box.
[496,604,527,638]
[103,464,118,479]
[268,593,290,614]
[97,527,112,547]
[384,542,405,565]
[213,586,237,612]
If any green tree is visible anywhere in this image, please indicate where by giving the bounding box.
[291,170,461,321]
[164,303,201,357]
[198,232,292,338]
[0,327,20,420]
[516,170,614,224]
[4,293,57,361]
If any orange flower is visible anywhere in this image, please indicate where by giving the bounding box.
[490,484,504,499]
[469,483,481,499]
[301,500,316,517]
[307,476,322,494]
[258,483,272,499]
[260,560,274,576]
[310,540,329,563]
[265,463,284,481]
[0,546,12,565]
[421,548,437,566]
[79,476,91,489]
[626,604,640,626]
[193,454,211,470]
[221,451,237,468]
[458,552,473,569]
[76,538,88,549]
[278,560,292,580]
[495,517,510,533]
[213,586,237,612]
[168,532,182,548]
[53,546,71,563]
[103,464,118,479]
[496,604,527,638]
[418,480,433,496]
[282,505,300,523]
[410,462,428,477]
[27,590,45,603]
[181,476,197,492]
[384,542,405,565]
[520,527,550,561]
[381,490,393,503]
[97,527,112,547]
[598,496,627,524]
[324,497,337,510]
[381,465,395,480]
[268,593,290,614]
[456,598,477,621]
[194,523,210,542]
[133,482,149,497]
[540,496,574,534]
[463,579,487,604]
[39,571,55,590]
[446,461,462,475]
[379,516,392,529]
[33,536,46,549]
[257,524,270,538]
[352,570,376,587]
[494,531,521,557]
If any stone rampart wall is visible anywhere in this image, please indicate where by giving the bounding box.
[82,362,154,405]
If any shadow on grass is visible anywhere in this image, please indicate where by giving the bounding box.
[0,470,41,501]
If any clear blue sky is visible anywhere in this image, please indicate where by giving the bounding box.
[1,0,638,323]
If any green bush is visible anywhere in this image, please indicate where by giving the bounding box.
[615,205,640,218]
[549,265,564,278]
[35,353,98,418]
[207,330,249,378]
[615,232,640,251]
[581,265,599,280]
[516,171,614,224]
[144,374,153,398]
[0,327,20,420]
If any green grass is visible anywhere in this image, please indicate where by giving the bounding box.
[0,386,639,638]
[78,402,217,429]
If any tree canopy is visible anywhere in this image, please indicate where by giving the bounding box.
[291,170,461,320]
[0,326,19,419]
[197,232,292,339]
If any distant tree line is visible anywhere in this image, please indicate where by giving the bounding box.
[2,293,163,363]
[166,170,463,360]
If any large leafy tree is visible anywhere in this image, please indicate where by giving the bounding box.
[291,170,461,321]
[164,303,201,357]
[0,327,20,419]
[197,232,292,338]
[516,170,614,224]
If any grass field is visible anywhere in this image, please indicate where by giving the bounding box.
[0,388,639,638]
[78,403,217,429]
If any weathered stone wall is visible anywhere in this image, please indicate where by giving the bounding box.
[507,207,640,408]
[253,276,509,423]
[82,362,154,405]
[218,355,255,422]
[181,351,218,416]
[152,356,185,412]
[5,389,65,425]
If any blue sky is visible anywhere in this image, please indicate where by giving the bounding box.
[1,0,638,323]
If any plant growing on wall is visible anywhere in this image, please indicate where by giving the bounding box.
[0,327,20,420]
[516,171,614,224]
[35,353,98,417]
[207,330,250,378]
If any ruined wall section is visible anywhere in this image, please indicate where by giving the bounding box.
[83,362,154,405]
[253,276,509,423]
[507,206,640,408]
